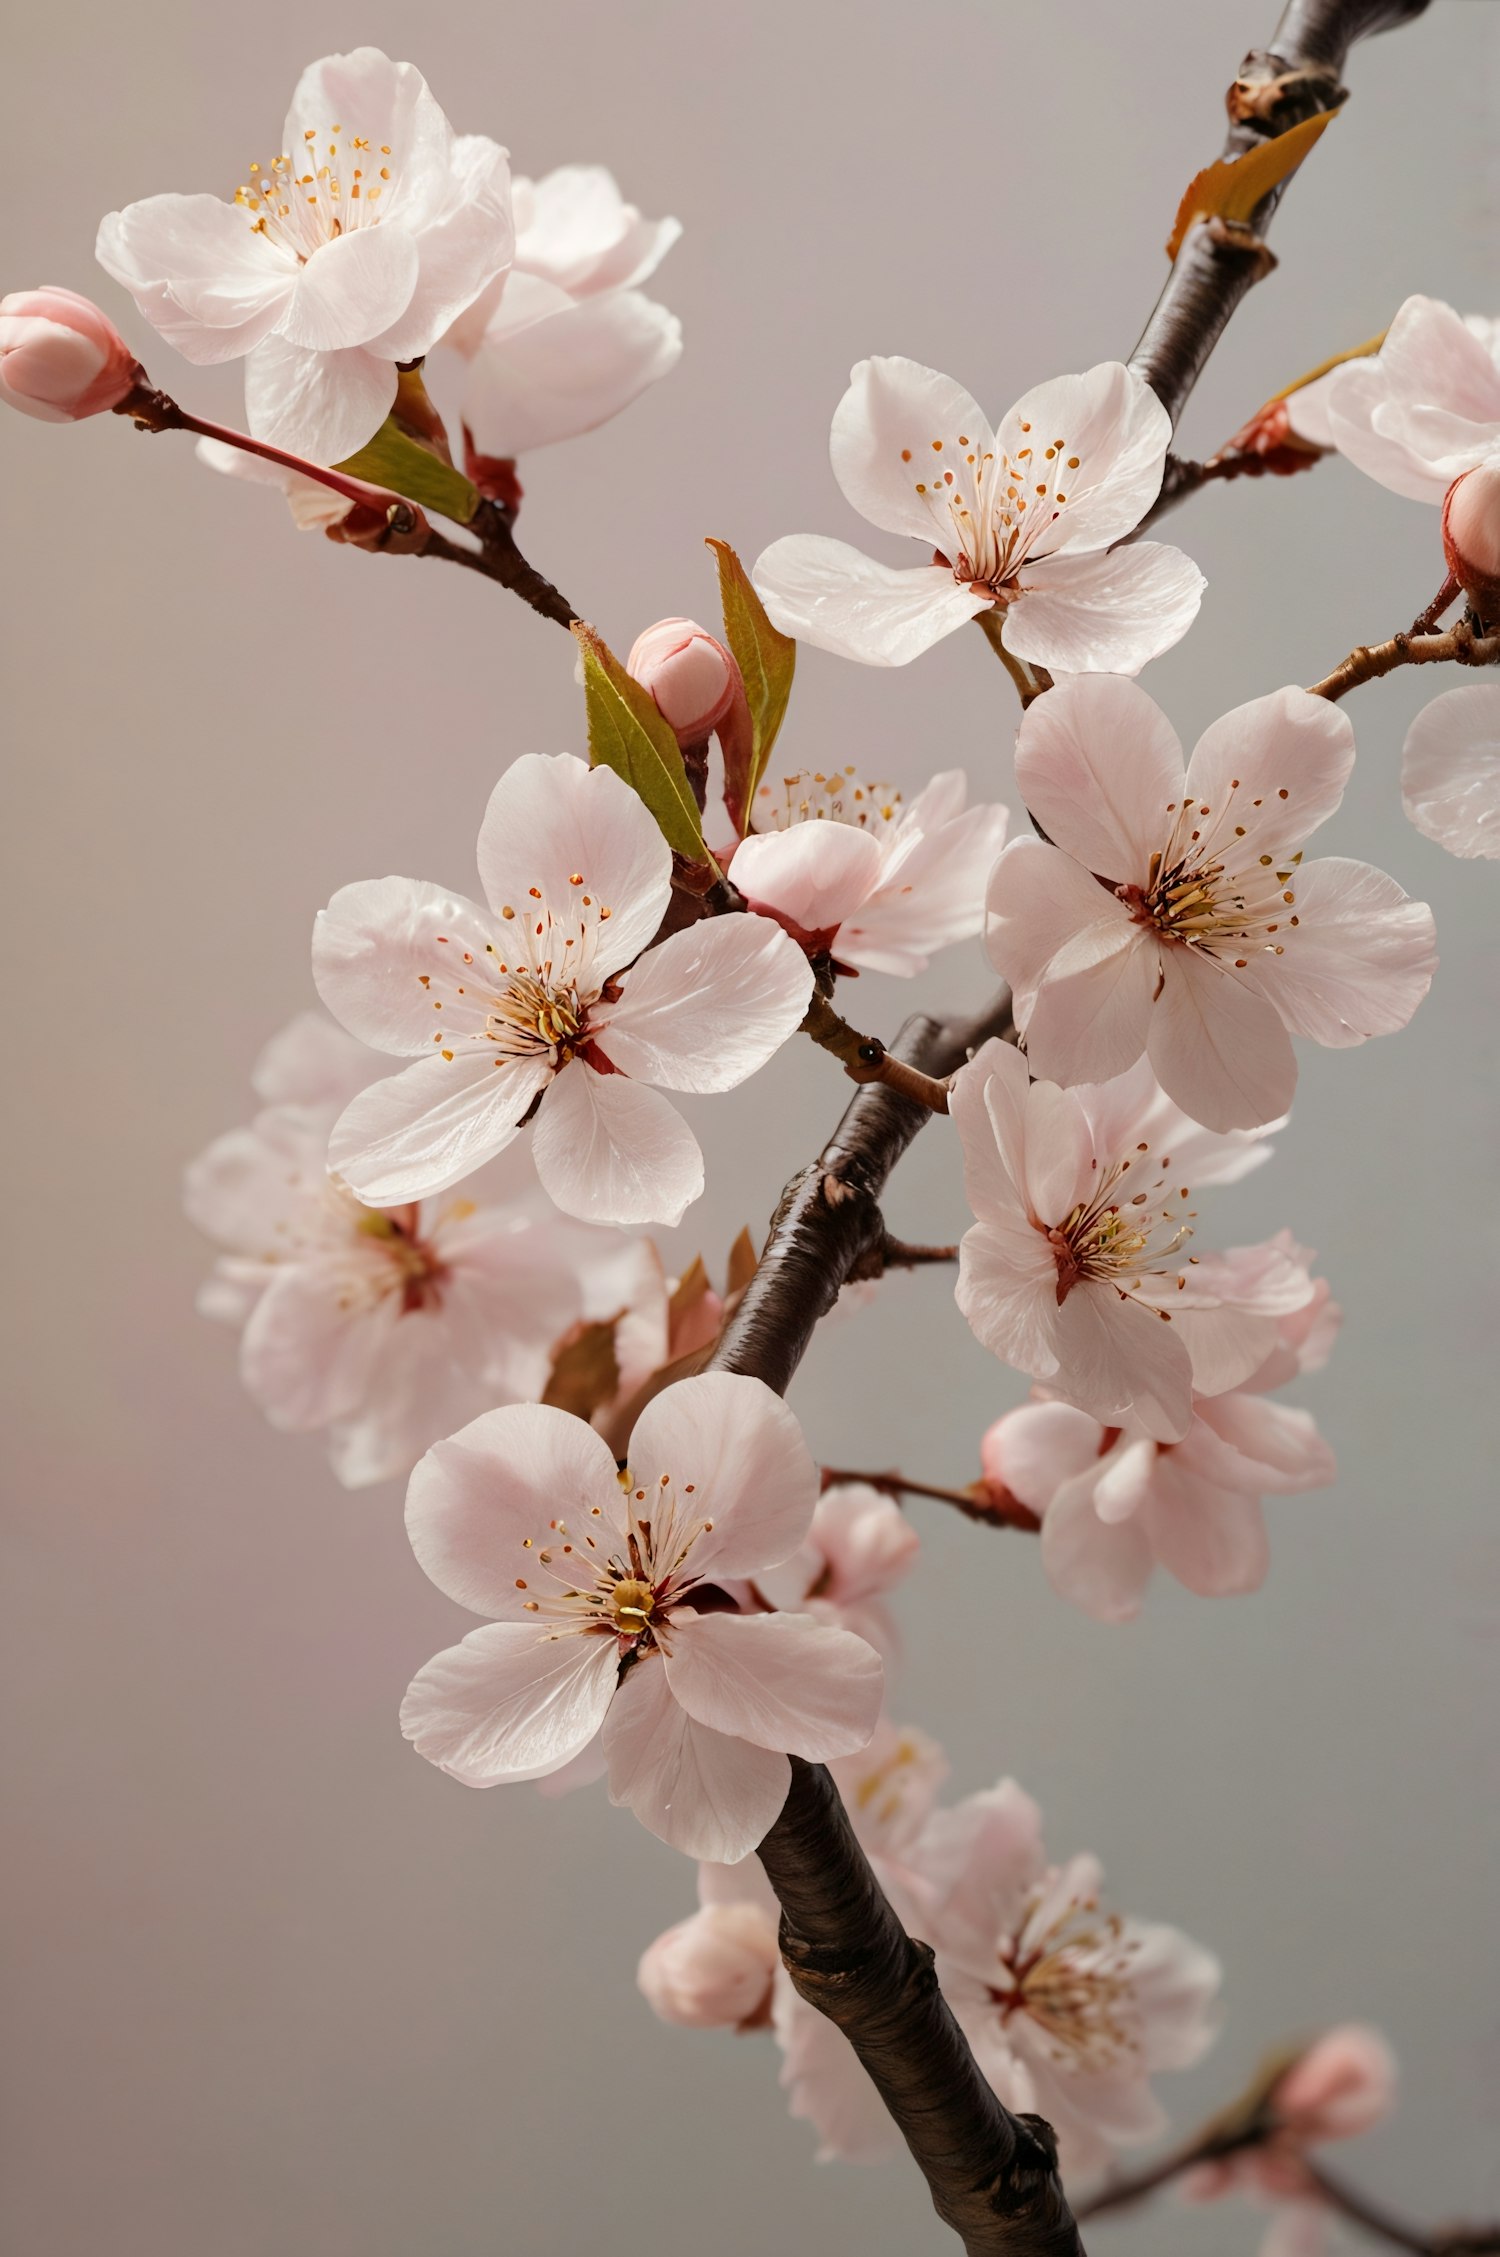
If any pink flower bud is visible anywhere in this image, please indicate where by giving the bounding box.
[0,287,140,422]
[627,617,743,744]
[1442,463,1500,623]
[636,1903,779,2029]
[1272,2024,1397,2144]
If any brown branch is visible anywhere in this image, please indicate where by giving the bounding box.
[1305,620,1500,701]
[759,1760,1084,2257]
[1303,2161,1500,2257]
[820,1467,1042,1532]
[417,503,578,628]
[1130,0,1431,434]
[876,1238,961,1269]
[801,993,953,1113]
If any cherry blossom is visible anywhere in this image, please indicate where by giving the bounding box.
[982,1237,1341,1620]
[752,357,1203,672]
[915,1779,1220,2177]
[731,768,1009,975]
[637,1897,780,2030]
[442,164,680,458]
[0,287,140,421]
[312,753,813,1227]
[1322,296,1500,503]
[400,1373,883,1859]
[184,1012,580,1487]
[985,675,1437,1131]
[96,48,513,463]
[1401,684,1500,859]
[752,1483,920,1661]
[952,1043,1313,1443]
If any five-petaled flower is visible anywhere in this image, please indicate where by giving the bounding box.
[312,753,814,1227]
[981,1235,1340,1621]
[96,47,514,463]
[731,767,1009,975]
[399,1372,885,1860]
[985,676,1438,1132]
[184,1011,582,1487]
[442,163,681,458]
[752,356,1204,672]
[952,1044,1313,1443]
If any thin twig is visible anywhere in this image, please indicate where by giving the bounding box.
[975,608,1054,704]
[1305,621,1500,701]
[876,1238,960,1269]
[820,1467,1041,1531]
[1303,2160,1500,2257]
[801,993,953,1113]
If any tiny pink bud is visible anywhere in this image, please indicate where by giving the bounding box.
[1272,2024,1397,2144]
[0,286,140,422]
[636,1903,779,2030]
[1442,463,1500,623]
[627,617,743,744]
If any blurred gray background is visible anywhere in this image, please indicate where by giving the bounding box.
[3,2,1497,2251]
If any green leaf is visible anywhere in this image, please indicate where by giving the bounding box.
[571,623,710,863]
[334,418,479,524]
[706,537,796,829]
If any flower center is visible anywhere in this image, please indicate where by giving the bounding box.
[989,1893,1140,2071]
[234,125,395,261]
[355,1204,448,1310]
[754,766,903,834]
[1116,787,1303,966]
[511,1472,716,1653]
[901,420,1083,592]
[487,969,585,1059]
[1044,1144,1196,1308]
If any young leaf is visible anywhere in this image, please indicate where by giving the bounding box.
[334,417,480,524]
[706,537,796,831]
[1166,108,1337,262]
[571,622,711,863]
[541,1318,622,1422]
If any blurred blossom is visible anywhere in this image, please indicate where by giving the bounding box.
[1324,296,1500,502]
[96,47,513,462]
[313,753,813,1227]
[1402,685,1500,859]
[952,1043,1308,1444]
[733,767,1008,977]
[985,676,1436,1133]
[753,356,1202,672]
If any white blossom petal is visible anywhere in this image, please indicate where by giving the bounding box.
[462,279,680,455]
[829,355,995,544]
[1003,541,1204,676]
[329,1051,549,1207]
[603,1654,791,1861]
[401,1621,618,1782]
[596,915,813,1091]
[1147,950,1298,1133]
[313,876,499,1055]
[1247,858,1437,1049]
[626,1372,819,1581]
[474,754,672,982]
[245,332,398,461]
[752,536,987,666]
[1013,672,1186,880]
[531,1062,703,1226]
[662,1611,883,1760]
[1402,684,1500,858]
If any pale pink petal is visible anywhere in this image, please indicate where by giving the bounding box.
[1249,858,1437,1048]
[602,1652,791,1860]
[312,876,499,1055]
[182,1104,331,1254]
[328,1052,550,1206]
[595,916,813,1092]
[1402,685,1500,859]
[370,134,513,361]
[626,1371,819,1580]
[326,1318,488,1491]
[405,1399,621,1619]
[1170,1307,1285,1401]
[1002,541,1204,676]
[803,1486,920,1605]
[240,1262,399,1429]
[1092,1436,1161,1524]
[400,1621,617,1781]
[280,225,419,352]
[1040,1468,1156,1622]
[662,1611,883,1759]
[437,1211,582,1393]
[841,796,1009,974]
[751,536,987,665]
[1194,1393,1336,1493]
[1124,1920,1222,2068]
[514,165,679,294]
[1142,1472,1271,1598]
[995,362,1172,556]
[531,1061,702,1226]
[474,754,672,980]
[281,49,454,201]
[917,1779,1046,1947]
[1326,361,1450,502]
[980,1401,1106,1510]
[251,1011,379,1106]
[732,824,882,938]
[462,280,681,455]
[95,195,291,362]
[1017,1075,1098,1225]
[1023,920,1157,1088]
[956,1209,1064,1379]
[984,836,1136,1020]
[1147,950,1298,1132]
[1051,1284,1196,1442]
[244,333,398,461]
[829,354,994,545]
[1012,673,1186,880]
[1184,686,1356,862]
[774,1982,901,2162]
[948,1037,1028,1218]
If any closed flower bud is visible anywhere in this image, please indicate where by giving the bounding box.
[627,617,743,744]
[1271,2024,1397,2144]
[636,1903,779,2029]
[1442,462,1500,623]
[0,287,140,422]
